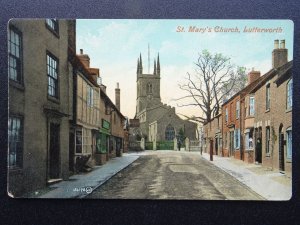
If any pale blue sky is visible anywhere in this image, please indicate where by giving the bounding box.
[76,19,294,118]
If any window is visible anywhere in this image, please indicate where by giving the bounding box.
[8,27,22,83]
[46,19,59,34]
[234,129,240,149]
[47,53,59,98]
[225,108,228,122]
[76,128,91,154]
[266,84,270,110]
[286,128,292,159]
[287,79,293,110]
[266,126,270,154]
[230,103,234,121]
[87,85,94,107]
[245,129,254,150]
[165,124,175,141]
[8,116,23,167]
[75,129,82,154]
[249,96,255,116]
[236,101,240,119]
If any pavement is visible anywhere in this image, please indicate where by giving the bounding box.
[201,152,292,200]
[34,153,139,198]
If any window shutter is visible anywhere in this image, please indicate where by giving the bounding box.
[238,129,240,148]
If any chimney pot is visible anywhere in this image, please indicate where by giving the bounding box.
[274,40,279,49]
[116,82,119,89]
[280,40,286,49]
[80,49,83,54]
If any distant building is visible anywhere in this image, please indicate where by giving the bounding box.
[8,19,75,196]
[203,113,222,156]
[135,53,197,143]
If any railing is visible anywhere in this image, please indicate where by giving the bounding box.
[157,141,174,150]
[145,142,153,150]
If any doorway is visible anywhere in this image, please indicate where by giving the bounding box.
[49,123,60,179]
[215,137,218,155]
[279,124,285,171]
[255,127,262,163]
[69,131,75,172]
[229,131,234,156]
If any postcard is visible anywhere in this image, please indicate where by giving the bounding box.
[7,19,293,200]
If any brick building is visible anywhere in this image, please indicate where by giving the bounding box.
[8,19,75,196]
[203,113,222,156]
[250,40,292,176]
[222,69,265,160]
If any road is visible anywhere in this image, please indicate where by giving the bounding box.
[87,151,263,200]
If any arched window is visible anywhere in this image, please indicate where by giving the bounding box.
[147,83,152,94]
[165,124,175,141]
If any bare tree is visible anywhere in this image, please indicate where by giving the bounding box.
[176,50,246,124]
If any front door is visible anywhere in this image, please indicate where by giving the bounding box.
[255,127,262,163]
[230,131,234,156]
[215,138,218,155]
[279,132,285,171]
[49,123,60,179]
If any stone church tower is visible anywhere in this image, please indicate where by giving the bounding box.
[136,53,162,115]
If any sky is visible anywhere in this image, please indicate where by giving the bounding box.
[76,19,294,119]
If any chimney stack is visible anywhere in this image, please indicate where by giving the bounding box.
[78,49,90,68]
[248,68,261,85]
[272,39,288,68]
[115,82,120,111]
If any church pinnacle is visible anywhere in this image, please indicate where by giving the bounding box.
[137,53,143,74]
[157,53,160,76]
[153,59,157,75]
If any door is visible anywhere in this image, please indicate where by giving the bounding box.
[279,125,285,171]
[230,131,234,156]
[255,127,262,163]
[69,131,75,172]
[215,138,218,155]
[49,123,60,179]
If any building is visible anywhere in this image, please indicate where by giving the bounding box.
[8,19,75,196]
[70,49,126,166]
[203,114,222,156]
[69,49,102,171]
[250,40,292,176]
[222,69,264,159]
[135,53,197,144]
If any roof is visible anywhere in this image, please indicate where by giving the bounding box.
[250,60,293,94]
[68,47,125,120]
[222,73,267,107]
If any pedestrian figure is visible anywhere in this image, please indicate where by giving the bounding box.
[177,139,181,151]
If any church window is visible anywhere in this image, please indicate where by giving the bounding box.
[165,124,175,141]
[147,83,153,94]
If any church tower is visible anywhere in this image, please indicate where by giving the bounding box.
[136,53,161,116]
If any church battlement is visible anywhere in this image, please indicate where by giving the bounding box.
[136,53,160,76]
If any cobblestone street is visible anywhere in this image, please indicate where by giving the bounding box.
[87,151,264,200]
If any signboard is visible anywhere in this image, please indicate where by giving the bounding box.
[129,119,140,127]
[102,119,110,130]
